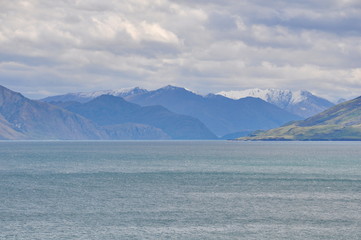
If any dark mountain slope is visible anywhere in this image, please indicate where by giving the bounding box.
[103,123,170,140]
[0,85,107,140]
[0,113,26,139]
[64,95,217,140]
[126,86,301,136]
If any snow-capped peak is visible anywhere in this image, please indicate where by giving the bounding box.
[158,85,198,95]
[216,88,334,118]
[289,90,311,104]
[159,85,183,91]
[217,88,312,107]
[73,87,148,98]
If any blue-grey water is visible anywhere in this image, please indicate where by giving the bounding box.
[1,141,361,239]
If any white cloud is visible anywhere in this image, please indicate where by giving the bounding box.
[1,0,361,101]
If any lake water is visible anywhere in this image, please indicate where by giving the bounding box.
[1,141,361,239]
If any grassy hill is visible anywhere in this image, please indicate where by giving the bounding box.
[241,96,361,141]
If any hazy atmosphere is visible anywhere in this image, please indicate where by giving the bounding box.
[1,0,361,101]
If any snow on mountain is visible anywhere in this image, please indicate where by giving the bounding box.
[42,87,148,103]
[72,87,148,99]
[43,86,335,119]
[155,85,198,95]
[218,88,305,105]
[217,88,334,118]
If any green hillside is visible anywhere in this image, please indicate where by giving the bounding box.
[241,96,361,140]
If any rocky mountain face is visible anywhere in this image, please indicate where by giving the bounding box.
[0,85,107,140]
[217,88,334,118]
[61,95,217,140]
[0,114,26,140]
[242,96,361,140]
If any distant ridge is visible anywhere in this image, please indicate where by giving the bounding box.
[43,85,301,137]
[217,88,334,118]
[241,95,361,141]
[0,85,218,140]
[42,87,148,103]
[126,85,301,136]
[62,94,218,140]
[43,86,334,119]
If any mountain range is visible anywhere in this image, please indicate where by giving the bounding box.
[241,96,361,140]
[44,86,302,137]
[58,95,217,140]
[44,87,334,120]
[0,85,217,140]
[217,88,334,118]
[42,87,148,103]
[4,84,352,141]
[125,86,301,137]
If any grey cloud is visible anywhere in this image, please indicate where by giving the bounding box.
[259,12,361,36]
[207,12,239,32]
[1,0,361,101]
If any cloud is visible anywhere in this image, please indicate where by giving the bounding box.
[1,0,361,101]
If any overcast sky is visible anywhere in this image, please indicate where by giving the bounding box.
[1,0,361,101]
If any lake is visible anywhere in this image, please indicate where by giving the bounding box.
[1,141,361,239]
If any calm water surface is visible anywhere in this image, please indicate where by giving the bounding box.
[0,141,361,239]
